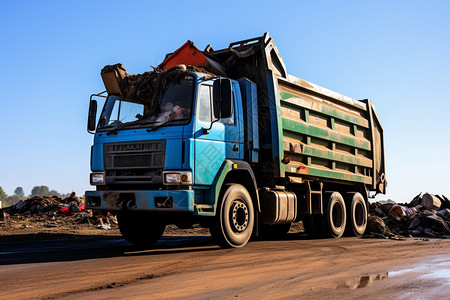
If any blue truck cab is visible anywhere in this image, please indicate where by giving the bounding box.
[86,71,261,248]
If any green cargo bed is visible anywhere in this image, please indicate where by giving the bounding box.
[206,32,386,194]
[277,74,386,193]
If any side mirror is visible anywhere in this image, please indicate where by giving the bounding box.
[213,78,232,119]
[87,99,97,133]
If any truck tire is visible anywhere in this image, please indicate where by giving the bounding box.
[210,184,254,248]
[346,193,367,236]
[324,192,347,238]
[117,212,165,247]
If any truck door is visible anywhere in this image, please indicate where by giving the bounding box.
[194,81,243,185]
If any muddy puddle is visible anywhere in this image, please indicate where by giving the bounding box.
[339,256,450,292]
[390,257,450,283]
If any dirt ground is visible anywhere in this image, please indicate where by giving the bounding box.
[1,197,449,299]
[1,231,448,299]
[0,213,303,241]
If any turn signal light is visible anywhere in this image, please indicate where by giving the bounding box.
[281,156,291,164]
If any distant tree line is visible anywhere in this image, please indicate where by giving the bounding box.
[0,185,71,207]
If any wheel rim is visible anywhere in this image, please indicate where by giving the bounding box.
[230,199,249,232]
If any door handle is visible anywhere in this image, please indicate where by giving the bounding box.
[232,145,239,152]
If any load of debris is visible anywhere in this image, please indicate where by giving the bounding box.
[100,41,226,112]
[102,64,212,102]
[100,63,215,122]
[0,193,117,231]
[366,192,450,239]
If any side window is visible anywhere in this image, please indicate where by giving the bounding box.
[198,81,235,125]
[198,85,212,123]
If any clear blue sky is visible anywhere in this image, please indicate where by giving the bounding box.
[1,0,449,202]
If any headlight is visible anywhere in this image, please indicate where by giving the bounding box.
[163,171,192,185]
[165,173,181,183]
[90,172,106,185]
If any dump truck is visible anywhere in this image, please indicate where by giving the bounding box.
[85,33,386,248]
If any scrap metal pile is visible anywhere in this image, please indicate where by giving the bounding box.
[0,194,117,230]
[366,193,450,239]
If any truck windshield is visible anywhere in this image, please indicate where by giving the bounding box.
[97,76,195,131]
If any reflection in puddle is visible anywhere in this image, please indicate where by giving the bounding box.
[390,258,450,285]
[340,257,450,291]
[339,272,389,289]
[420,259,450,284]
[389,268,415,277]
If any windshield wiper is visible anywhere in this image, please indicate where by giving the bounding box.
[147,118,189,132]
[106,119,158,135]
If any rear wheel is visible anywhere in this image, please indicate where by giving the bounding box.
[117,211,166,247]
[346,193,367,236]
[210,184,254,248]
[324,192,347,238]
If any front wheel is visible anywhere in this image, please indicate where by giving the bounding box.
[210,184,255,248]
[117,212,166,247]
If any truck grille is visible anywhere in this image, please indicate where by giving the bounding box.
[103,140,166,185]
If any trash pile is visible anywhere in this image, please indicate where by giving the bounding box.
[366,193,450,239]
[4,193,83,215]
[0,193,117,231]
[100,63,214,121]
[102,64,212,102]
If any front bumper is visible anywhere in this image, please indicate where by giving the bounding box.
[85,190,195,212]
